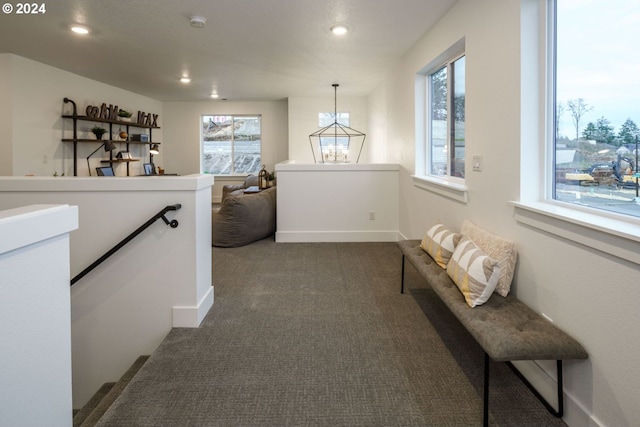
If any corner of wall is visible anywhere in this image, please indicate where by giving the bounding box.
[0,54,14,175]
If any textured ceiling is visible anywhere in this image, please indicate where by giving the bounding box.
[0,0,456,101]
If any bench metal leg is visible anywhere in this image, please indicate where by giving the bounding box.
[485,355,564,426]
[484,353,490,427]
[401,254,405,294]
[506,360,564,418]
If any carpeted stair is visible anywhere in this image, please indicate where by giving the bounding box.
[73,355,149,427]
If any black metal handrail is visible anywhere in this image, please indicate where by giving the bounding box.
[70,204,182,286]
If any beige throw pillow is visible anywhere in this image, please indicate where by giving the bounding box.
[420,223,462,269]
[460,220,517,297]
[447,237,502,308]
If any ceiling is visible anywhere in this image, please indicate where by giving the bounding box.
[0,0,456,102]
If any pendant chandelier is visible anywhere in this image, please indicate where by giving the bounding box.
[309,84,366,164]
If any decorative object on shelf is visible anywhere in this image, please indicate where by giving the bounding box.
[96,166,115,176]
[119,130,128,140]
[86,103,119,121]
[131,133,149,142]
[137,111,159,127]
[87,140,116,176]
[91,126,107,140]
[309,83,366,164]
[149,144,160,155]
[258,165,269,189]
[143,163,155,175]
[117,109,133,122]
[116,151,132,160]
[84,103,159,126]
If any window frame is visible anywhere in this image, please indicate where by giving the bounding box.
[550,0,640,219]
[200,114,262,176]
[512,0,640,266]
[413,39,468,203]
[428,54,466,181]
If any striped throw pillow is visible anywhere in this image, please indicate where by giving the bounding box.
[461,220,517,297]
[447,237,502,308]
[420,223,462,269]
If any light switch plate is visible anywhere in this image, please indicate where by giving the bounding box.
[472,154,483,172]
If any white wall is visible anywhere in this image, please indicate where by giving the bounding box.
[0,204,78,427]
[288,95,369,163]
[370,1,640,426]
[0,175,214,409]
[275,162,399,242]
[163,100,289,201]
[0,54,163,177]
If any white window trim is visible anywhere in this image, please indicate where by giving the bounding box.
[514,0,640,266]
[512,200,640,265]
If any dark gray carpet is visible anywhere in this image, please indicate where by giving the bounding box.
[96,240,567,426]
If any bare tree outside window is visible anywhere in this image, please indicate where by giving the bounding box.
[566,98,592,141]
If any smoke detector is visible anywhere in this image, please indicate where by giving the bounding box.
[190,16,207,28]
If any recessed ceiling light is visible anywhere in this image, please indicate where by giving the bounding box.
[330,25,348,35]
[210,93,219,99]
[180,77,191,83]
[70,25,90,35]
[190,16,207,28]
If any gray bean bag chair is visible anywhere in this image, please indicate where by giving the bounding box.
[212,186,276,247]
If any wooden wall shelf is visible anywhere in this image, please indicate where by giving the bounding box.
[62,98,161,176]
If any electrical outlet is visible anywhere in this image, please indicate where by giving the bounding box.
[43,155,48,164]
[368,211,375,220]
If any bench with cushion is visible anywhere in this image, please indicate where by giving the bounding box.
[398,220,588,426]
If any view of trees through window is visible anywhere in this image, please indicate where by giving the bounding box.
[554,1,640,217]
[429,55,465,178]
[201,115,261,175]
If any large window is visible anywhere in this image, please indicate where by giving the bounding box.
[429,54,465,179]
[201,115,261,175]
[553,1,640,217]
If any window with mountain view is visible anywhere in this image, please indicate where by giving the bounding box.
[553,1,640,217]
[201,115,261,175]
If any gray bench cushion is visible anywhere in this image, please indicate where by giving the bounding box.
[398,240,588,362]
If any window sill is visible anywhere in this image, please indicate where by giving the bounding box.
[412,175,468,203]
[511,200,640,265]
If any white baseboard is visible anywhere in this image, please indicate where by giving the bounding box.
[275,230,401,243]
[172,286,214,328]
